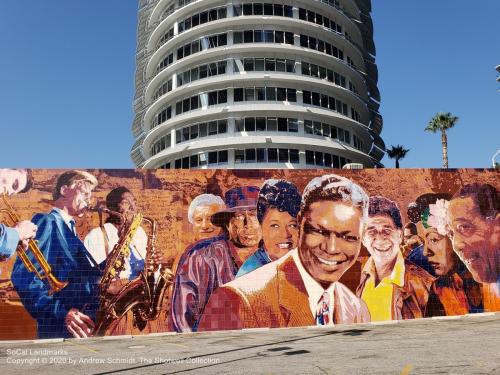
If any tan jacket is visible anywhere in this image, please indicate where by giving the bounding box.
[198,251,370,331]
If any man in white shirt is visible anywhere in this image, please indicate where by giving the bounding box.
[84,187,147,285]
[84,186,170,335]
[198,174,370,331]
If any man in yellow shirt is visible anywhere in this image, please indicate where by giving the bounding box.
[357,196,434,321]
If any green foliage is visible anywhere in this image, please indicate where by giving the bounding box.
[386,145,410,168]
[425,112,459,133]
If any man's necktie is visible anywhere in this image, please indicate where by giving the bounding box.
[316,292,330,325]
[69,220,77,236]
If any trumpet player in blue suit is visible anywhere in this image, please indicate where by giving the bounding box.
[11,170,102,339]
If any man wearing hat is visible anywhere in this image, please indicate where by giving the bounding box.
[198,175,370,331]
[169,186,262,332]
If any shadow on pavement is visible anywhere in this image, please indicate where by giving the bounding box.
[93,328,370,375]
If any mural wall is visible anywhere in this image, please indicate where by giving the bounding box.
[0,168,498,339]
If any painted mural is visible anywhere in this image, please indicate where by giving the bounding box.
[0,168,498,340]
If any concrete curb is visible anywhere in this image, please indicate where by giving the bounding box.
[1,312,499,345]
[102,335,132,341]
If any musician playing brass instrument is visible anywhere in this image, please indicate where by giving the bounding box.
[84,187,171,335]
[0,169,37,259]
[11,170,101,339]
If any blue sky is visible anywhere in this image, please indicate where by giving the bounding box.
[0,1,499,168]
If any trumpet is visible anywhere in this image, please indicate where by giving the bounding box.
[0,193,68,295]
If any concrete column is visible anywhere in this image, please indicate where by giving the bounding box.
[228,118,236,135]
[228,149,235,168]
[170,128,176,147]
[299,149,306,166]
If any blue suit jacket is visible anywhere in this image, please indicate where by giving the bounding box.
[0,224,19,258]
[11,209,101,338]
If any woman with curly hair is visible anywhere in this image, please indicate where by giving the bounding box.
[236,179,301,277]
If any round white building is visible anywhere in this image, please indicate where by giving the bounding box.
[131,0,384,169]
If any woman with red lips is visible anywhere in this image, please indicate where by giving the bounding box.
[236,179,301,278]
[410,193,483,317]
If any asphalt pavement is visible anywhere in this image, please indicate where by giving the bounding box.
[1,313,499,375]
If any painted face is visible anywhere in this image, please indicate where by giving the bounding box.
[299,201,363,287]
[447,197,500,283]
[403,228,421,249]
[228,209,262,248]
[64,180,93,217]
[362,215,402,265]
[118,192,137,224]
[192,204,222,241]
[0,169,27,196]
[261,208,298,261]
[423,228,455,276]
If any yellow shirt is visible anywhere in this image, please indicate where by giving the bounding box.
[361,251,405,322]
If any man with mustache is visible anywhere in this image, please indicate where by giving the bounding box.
[198,175,370,331]
[357,196,434,321]
[169,186,262,332]
[447,183,499,312]
[188,194,225,241]
[0,169,37,259]
[11,170,101,338]
[407,193,483,317]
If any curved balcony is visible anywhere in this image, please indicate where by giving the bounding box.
[132,0,383,167]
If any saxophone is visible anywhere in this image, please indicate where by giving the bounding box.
[92,214,174,335]
[132,217,174,330]
[93,212,143,336]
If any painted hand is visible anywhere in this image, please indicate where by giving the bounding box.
[14,220,37,242]
[65,308,95,338]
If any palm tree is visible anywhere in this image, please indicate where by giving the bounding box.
[386,145,410,168]
[425,112,459,168]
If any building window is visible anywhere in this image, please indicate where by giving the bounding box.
[150,133,172,156]
[301,89,357,119]
[154,106,172,128]
[177,60,230,87]
[156,53,173,74]
[157,27,174,49]
[175,33,227,61]
[234,147,300,164]
[300,61,347,89]
[175,119,228,145]
[240,58,295,73]
[234,3,293,17]
[233,29,294,45]
[178,6,227,34]
[305,150,345,168]
[299,33,344,60]
[233,87,296,102]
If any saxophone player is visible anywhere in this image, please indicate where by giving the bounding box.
[84,186,168,335]
[0,168,37,259]
[11,170,101,339]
